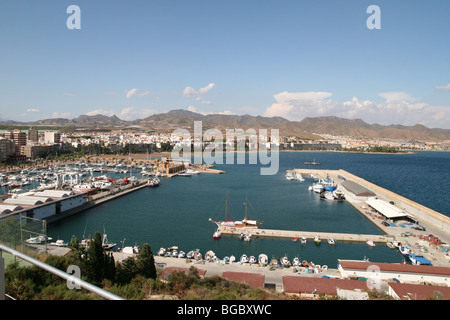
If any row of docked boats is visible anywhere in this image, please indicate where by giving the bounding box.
[292,235,336,246]
[386,240,432,265]
[285,171,305,181]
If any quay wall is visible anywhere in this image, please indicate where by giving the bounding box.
[338,170,450,234]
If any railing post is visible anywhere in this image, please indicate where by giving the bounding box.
[0,249,5,300]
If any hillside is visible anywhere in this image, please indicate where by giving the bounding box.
[1,110,449,141]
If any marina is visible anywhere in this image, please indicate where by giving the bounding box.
[1,151,450,270]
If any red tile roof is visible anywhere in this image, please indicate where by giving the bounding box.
[221,271,265,288]
[389,282,450,300]
[338,260,450,276]
[283,276,369,295]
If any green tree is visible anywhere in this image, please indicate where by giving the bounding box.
[83,232,115,284]
[135,243,156,279]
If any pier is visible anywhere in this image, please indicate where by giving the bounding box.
[220,227,388,243]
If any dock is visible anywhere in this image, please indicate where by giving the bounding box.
[220,227,388,243]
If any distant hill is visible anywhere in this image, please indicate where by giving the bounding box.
[1,110,449,141]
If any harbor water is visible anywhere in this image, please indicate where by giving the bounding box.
[47,151,450,268]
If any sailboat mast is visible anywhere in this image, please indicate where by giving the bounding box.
[225,192,228,221]
[245,195,248,220]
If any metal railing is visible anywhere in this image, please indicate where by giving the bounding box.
[0,244,125,300]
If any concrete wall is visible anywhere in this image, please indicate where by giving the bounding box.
[339,170,450,234]
[60,195,87,212]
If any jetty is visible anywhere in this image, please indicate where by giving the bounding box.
[220,227,387,243]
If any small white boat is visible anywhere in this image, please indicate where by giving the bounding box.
[205,250,216,261]
[328,238,336,245]
[49,239,68,247]
[300,236,307,244]
[258,254,268,266]
[186,250,195,259]
[178,251,186,258]
[366,240,376,247]
[249,256,257,264]
[230,255,236,263]
[213,228,221,239]
[240,254,249,263]
[285,172,295,180]
[292,257,300,266]
[223,256,230,264]
[314,236,321,245]
[399,246,411,256]
[281,256,291,267]
[244,234,252,241]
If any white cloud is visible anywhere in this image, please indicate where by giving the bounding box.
[125,88,152,98]
[26,108,40,113]
[435,84,450,91]
[86,109,116,117]
[182,83,215,105]
[263,90,450,128]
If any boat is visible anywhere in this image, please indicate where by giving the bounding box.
[209,193,262,230]
[205,250,216,261]
[229,255,236,263]
[285,171,295,180]
[327,238,336,245]
[72,183,98,193]
[386,242,396,249]
[408,253,432,265]
[186,250,195,259]
[213,228,221,239]
[177,172,192,177]
[185,168,200,175]
[249,256,257,264]
[300,236,307,244]
[302,260,309,267]
[158,247,166,256]
[25,235,52,244]
[49,239,68,247]
[240,254,249,263]
[281,256,291,267]
[147,178,160,187]
[314,236,321,245]
[171,249,178,258]
[294,172,305,181]
[101,232,116,250]
[258,254,268,266]
[223,256,230,264]
[244,233,252,241]
[292,257,300,266]
[366,240,376,247]
[292,237,298,242]
[194,251,202,260]
[311,182,324,193]
[399,246,411,256]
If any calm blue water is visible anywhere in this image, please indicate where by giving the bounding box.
[47,151,450,267]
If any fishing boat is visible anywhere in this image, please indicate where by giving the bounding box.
[213,228,221,239]
[314,236,321,245]
[300,236,307,244]
[292,257,300,266]
[230,255,236,263]
[281,256,291,267]
[285,171,295,180]
[158,248,166,256]
[408,253,432,265]
[399,246,411,256]
[223,256,230,264]
[101,232,117,250]
[366,240,376,247]
[178,251,186,258]
[240,254,249,263]
[147,178,160,187]
[49,239,68,247]
[205,250,216,261]
[327,238,336,245]
[249,256,257,264]
[186,250,195,259]
[311,182,325,193]
[258,254,268,266]
[209,193,262,230]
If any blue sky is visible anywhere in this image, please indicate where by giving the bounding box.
[0,0,449,128]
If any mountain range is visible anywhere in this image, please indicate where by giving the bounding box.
[1,109,449,141]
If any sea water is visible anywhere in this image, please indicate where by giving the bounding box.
[47,151,450,267]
